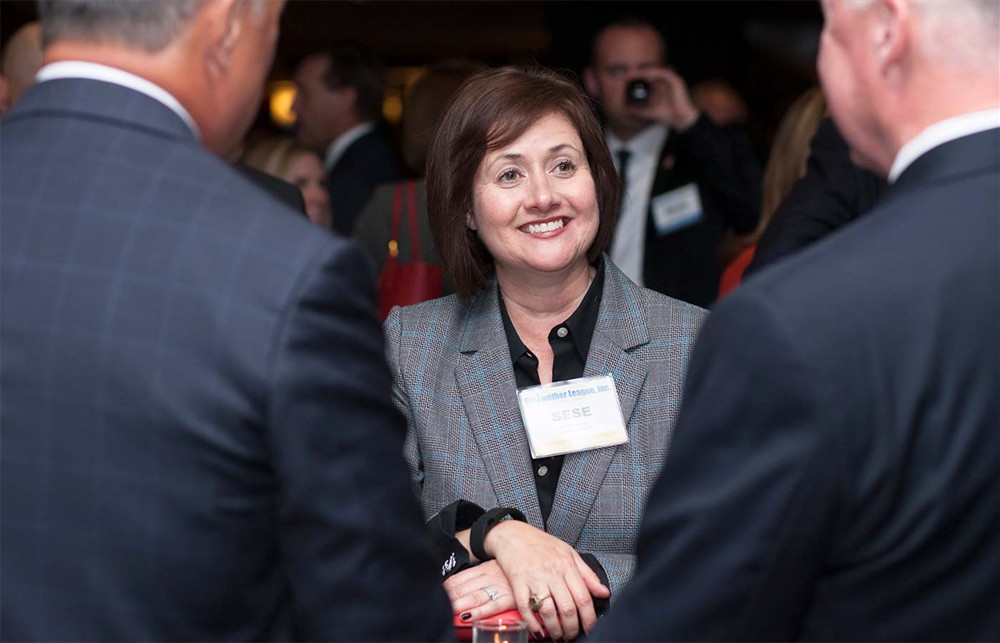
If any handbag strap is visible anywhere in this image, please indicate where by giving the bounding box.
[388,182,404,260]
[405,180,423,262]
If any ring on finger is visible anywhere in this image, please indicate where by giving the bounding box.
[482,586,501,601]
[528,593,551,611]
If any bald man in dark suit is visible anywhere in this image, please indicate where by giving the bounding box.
[593,0,999,639]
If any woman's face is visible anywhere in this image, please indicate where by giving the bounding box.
[469,112,599,283]
[287,151,331,227]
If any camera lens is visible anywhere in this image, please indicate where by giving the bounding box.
[626,79,651,106]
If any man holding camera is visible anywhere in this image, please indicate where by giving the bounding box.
[584,17,762,308]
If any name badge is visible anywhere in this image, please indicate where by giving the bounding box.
[516,375,628,459]
[651,183,704,235]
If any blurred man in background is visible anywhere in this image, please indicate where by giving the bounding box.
[584,17,761,308]
[293,46,401,236]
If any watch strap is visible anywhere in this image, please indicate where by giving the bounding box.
[470,507,526,562]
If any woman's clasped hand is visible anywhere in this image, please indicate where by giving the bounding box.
[445,523,609,640]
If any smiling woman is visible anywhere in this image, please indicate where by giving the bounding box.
[468,112,600,288]
[383,66,708,641]
[427,67,618,298]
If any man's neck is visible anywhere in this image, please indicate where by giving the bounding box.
[608,119,663,144]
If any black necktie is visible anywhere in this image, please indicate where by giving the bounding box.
[616,148,632,205]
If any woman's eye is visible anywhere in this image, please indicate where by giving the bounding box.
[555,160,576,173]
[498,169,520,183]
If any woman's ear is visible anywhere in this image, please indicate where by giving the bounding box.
[466,211,477,231]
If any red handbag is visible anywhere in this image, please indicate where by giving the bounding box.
[377,180,443,320]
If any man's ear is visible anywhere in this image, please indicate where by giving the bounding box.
[340,85,360,118]
[872,0,910,77]
[583,66,598,97]
[204,0,246,78]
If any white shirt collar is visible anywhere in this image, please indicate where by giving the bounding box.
[888,109,1000,183]
[323,121,375,170]
[36,61,199,139]
[606,123,669,159]
[604,123,669,287]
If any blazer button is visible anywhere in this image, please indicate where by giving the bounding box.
[538,465,549,476]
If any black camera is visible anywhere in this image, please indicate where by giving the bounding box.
[625,79,651,106]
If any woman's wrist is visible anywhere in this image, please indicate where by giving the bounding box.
[482,518,531,560]
[470,507,527,561]
[456,528,473,560]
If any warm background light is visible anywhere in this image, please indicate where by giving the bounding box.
[269,69,425,129]
[382,66,425,125]
[269,81,297,128]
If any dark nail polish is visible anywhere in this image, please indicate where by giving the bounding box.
[460,612,472,622]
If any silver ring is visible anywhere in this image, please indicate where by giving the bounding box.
[482,586,500,601]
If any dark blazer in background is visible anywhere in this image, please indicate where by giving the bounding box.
[384,260,706,596]
[638,115,761,308]
[327,129,401,236]
[234,162,307,215]
[0,78,451,641]
[747,118,887,276]
[591,129,1000,640]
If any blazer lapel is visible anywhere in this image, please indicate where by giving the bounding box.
[454,286,545,527]
[547,261,650,544]
[648,131,684,200]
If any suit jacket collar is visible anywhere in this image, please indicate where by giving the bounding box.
[324,122,376,171]
[455,258,650,541]
[892,128,1000,193]
[9,78,198,147]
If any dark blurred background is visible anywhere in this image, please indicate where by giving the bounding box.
[1,0,824,154]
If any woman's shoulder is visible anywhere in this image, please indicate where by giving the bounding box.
[384,293,469,345]
[603,259,708,331]
[643,288,708,326]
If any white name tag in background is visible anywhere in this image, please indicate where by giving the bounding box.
[651,183,704,235]
[517,375,628,459]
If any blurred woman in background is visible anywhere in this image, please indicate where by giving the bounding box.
[352,59,486,291]
[718,87,826,297]
[242,136,332,228]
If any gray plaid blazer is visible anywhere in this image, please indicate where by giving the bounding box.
[384,258,706,596]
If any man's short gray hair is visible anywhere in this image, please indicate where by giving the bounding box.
[38,0,263,53]
[915,0,999,73]
[844,0,998,74]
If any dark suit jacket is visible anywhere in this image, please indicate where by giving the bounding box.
[384,259,706,596]
[591,129,1000,640]
[747,118,887,275]
[0,78,451,641]
[639,115,761,308]
[234,162,307,215]
[327,128,401,236]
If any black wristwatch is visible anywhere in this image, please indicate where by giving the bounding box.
[470,507,527,562]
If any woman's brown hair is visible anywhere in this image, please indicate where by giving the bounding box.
[757,87,828,240]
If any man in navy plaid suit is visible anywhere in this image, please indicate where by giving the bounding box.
[0,1,451,640]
